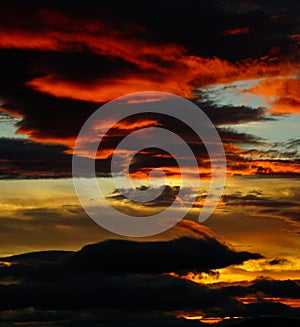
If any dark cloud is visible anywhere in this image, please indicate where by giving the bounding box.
[0,113,296,179]
[72,0,300,61]
[221,190,300,226]
[234,317,300,327]
[222,190,297,207]
[64,237,261,275]
[1,250,73,263]
[0,310,299,327]
[0,237,262,282]
[0,273,239,312]
[273,138,300,151]
[0,49,99,143]
[218,127,266,145]
[0,137,113,179]
[0,137,71,178]
[0,307,204,327]
[250,279,300,299]
[1,238,300,325]
[0,236,257,320]
[108,185,181,215]
[220,278,300,303]
[194,100,273,126]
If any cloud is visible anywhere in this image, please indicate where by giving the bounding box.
[0,235,266,324]
[108,185,181,213]
[223,26,251,36]
[0,204,226,258]
[249,279,300,299]
[0,237,262,282]
[0,1,298,150]
[197,101,273,126]
[244,78,300,115]
[0,2,299,324]
[224,143,300,176]
[0,307,205,327]
[1,236,300,324]
[0,137,113,179]
[1,120,298,179]
[66,237,262,275]
[219,128,266,145]
[222,190,297,208]
[0,137,71,178]
[0,107,268,179]
[220,187,300,229]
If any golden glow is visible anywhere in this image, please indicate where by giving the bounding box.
[0,261,12,267]
[1,175,300,285]
[170,255,300,284]
[177,313,243,324]
[238,297,300,308]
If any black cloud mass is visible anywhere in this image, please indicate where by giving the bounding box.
[0,236,299,326]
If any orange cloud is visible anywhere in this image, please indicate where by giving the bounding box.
[0,11,297,104]
[1,9,299,178]
[0,30,61,51]
[245,78,300,114]
[238,297,300,308]
[227,159,300,176]
[24,57,298,104]
[129,166,181,179]
[14,128,76,148]
[15,124,300,179]
[224,144,300,176]
[252,160,300,175]
[25,74,193,103]
[114,118,161,131]
[0,21,184,73]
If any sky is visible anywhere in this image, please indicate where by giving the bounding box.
[0,0,300,326]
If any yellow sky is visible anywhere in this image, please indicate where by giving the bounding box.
[1,175,299,283]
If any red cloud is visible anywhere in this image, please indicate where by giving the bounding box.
[223,26,251,36]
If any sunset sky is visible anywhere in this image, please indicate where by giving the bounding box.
[0,0,300,326]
